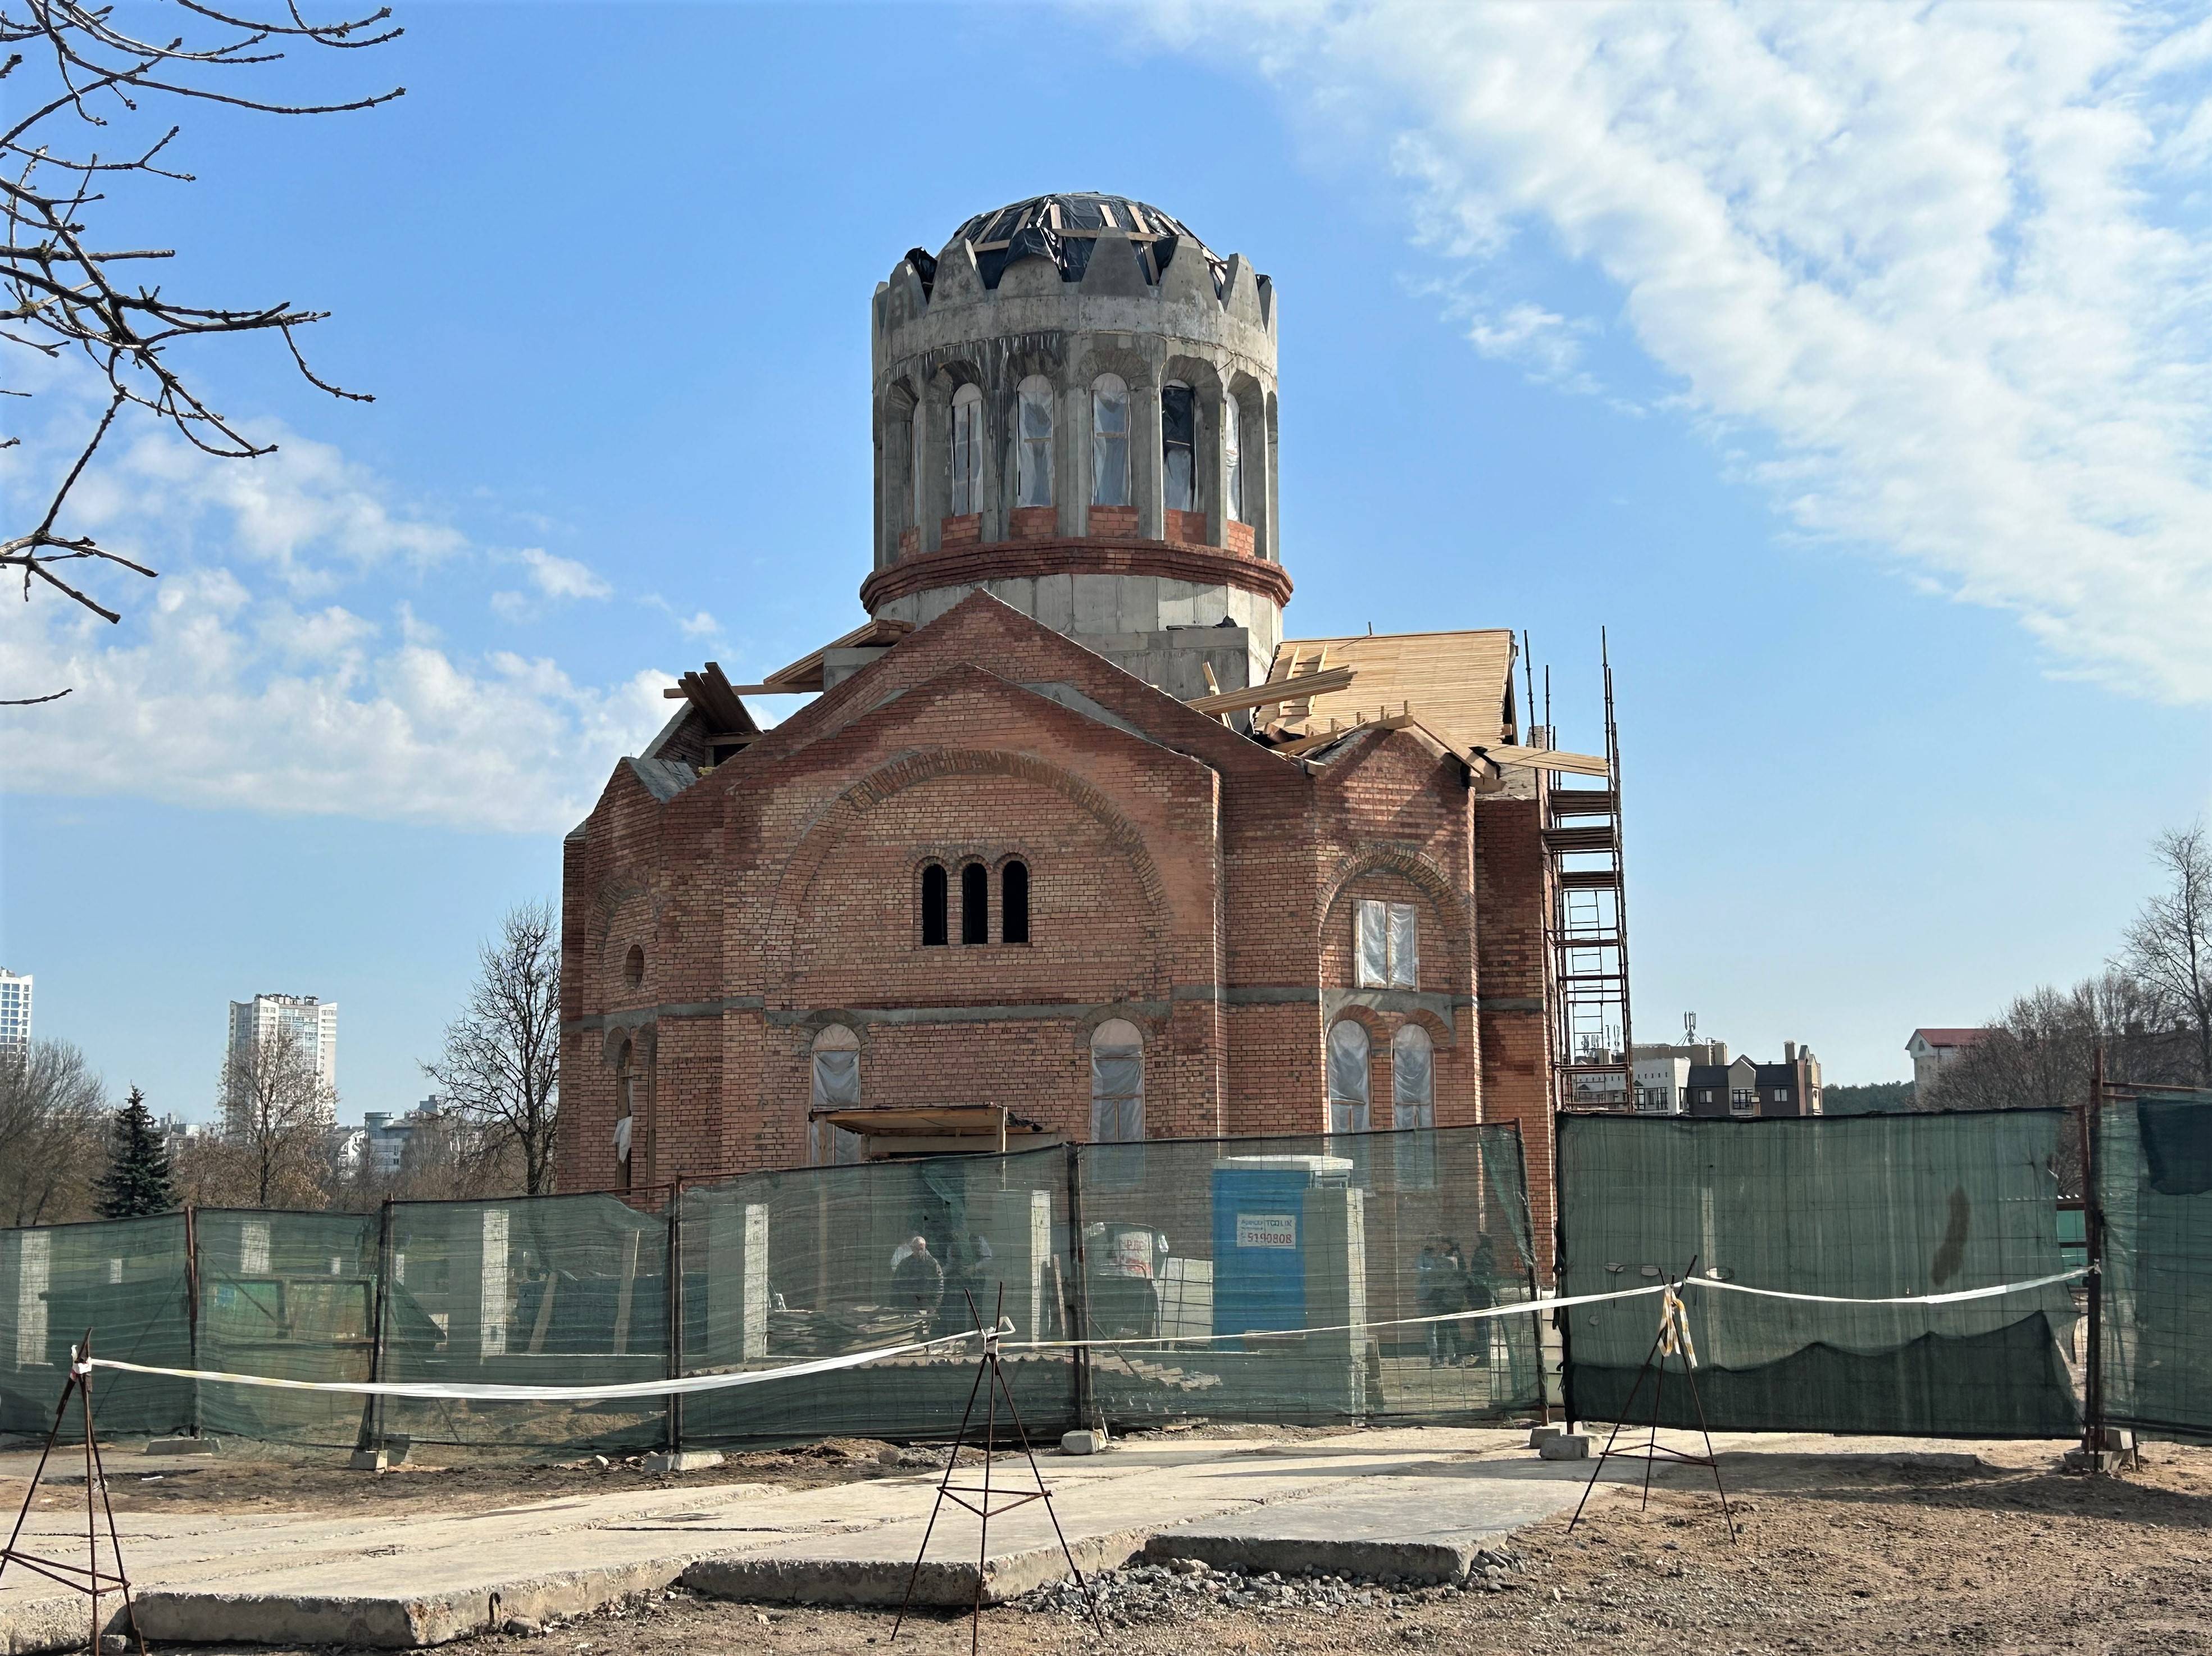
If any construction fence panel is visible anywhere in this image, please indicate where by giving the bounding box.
[1559,1111,2080,1438]
[678,1144,1078,1446]
[376,1193,672,1450]
[1070,1124,1541,1429]
[194,1208,382,1447]
[2098,1091,2212,1441]
[0,1214,192,1440]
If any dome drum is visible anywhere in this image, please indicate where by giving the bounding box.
[871,195,1282,700]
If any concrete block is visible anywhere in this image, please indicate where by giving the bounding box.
[1060,1428,1107,1457]
[1527,1425,1563,1449]
[641,1449,725,1475]
[1071,574,1120,635]
[349,1448,389,1473]
[1114,575,1162,634]
[146,1436,216,1455]
[1537,1434,1590,1461]
[2062,1448,2124,1473]
[1034,574,1073,633]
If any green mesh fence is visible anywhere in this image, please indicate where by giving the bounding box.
[377,1193,671,1450]
[1069,1125,1540,1429]
[2098,1091,2212,1442]
[0,1214,192,1439]
[196,1209,380,1446]
[679,1144,1077,1446]
[0,1124,1541,1450]
[1559,1111,2080,1438]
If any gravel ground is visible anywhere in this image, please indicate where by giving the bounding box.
[134,1437,2212,1656]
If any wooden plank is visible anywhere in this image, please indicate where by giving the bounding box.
[1478,744,1610,777]
[1186,664,1357,716]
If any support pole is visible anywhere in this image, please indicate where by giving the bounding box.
[2080,1045,2106,1472]
[666,1181,685,1453]
[1063,1144,1095,1432]
[364,1197,395,1454]
[182,1203,201,1439]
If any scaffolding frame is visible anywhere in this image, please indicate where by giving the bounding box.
[1544,634,1632,1112]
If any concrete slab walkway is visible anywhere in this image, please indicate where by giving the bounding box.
[0,1427,2007,1650]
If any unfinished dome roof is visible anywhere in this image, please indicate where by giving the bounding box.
[938,192,1227,291]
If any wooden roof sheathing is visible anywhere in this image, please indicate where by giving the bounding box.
[1260,628,1517,755]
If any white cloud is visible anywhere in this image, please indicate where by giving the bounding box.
[0,424,672,834]
[517,547,612,602]
[1142,1,2212,702]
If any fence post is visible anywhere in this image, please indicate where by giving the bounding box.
[666,1181,685,1452]
[182,1203,201,1439]
[1553,1114,1577,1434]
[363,1197,395,1455]
[2080,1047,2106,1468]
[1064,1143,1094,1432]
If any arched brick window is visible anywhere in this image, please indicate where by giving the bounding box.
[921,863,948,947]
[1016,376,1054,507]
[614,1039,635,1191]
[950,384,984,516]
[961,861,988,945]
[1392,1024,1436,1189]
[1327,1018,1371,1135]
[1002,859,1030,944]
[1090,1019,1145,1143]
[809,1024,862,1166]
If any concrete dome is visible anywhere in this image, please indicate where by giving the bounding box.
[924,193,1225,292]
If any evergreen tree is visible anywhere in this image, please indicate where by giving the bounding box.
[96,1088,177,1219]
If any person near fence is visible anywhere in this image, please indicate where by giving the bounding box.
[1418,1241,1454,1367]
[891,1233,946,1331]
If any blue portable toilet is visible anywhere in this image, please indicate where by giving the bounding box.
[1210,1154,1353,1340]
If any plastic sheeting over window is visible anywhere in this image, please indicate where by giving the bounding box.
[1355,899,1419,989]
[1161,383,1195,512]
[1393,1025,1437,1190]
[1224,396,1244,524]
[1091,1020,1145,1143]
[1091,375,1130,508]
[809,1027,861,1167]
[909,402,926,527]
[949,385,984,516]
[1327,1019,1371,1134]
[1016,377,1054,508]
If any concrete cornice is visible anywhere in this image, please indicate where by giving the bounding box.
[859,536,1293,614]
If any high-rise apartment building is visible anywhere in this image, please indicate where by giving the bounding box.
[226,993,339,1097]
[0,970,30,1055]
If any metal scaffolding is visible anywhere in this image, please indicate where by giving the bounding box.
[1544,634,1632,1111]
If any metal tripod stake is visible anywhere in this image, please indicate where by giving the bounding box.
[891,1289,1104,1651]
[1566,1260,1736,1543]
[0,1331,151,1655]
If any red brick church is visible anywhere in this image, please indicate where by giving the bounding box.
[558,194,1614,1257]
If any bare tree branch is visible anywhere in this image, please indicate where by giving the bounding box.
[1,0,401,700]
[423,900,563,1196]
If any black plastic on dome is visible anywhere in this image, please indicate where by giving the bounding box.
[943,193,1230,295]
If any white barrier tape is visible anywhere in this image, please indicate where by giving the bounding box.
[87,1321,1010,1403]
[1683,1266,2084,1307]
[1013,1280,1674,1353]
[76,1271,2084,1404]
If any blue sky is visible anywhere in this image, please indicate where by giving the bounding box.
[3,1,2209,1122]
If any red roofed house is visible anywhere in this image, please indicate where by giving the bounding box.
[1906,1027,1990,1097]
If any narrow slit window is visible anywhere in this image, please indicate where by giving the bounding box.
[961,862,988,944]
[950,384,984,516]
[1002,860,1030,944]
[1016,376,1054,507]
[1162,382,1195,512]
[1091,374,1130,507]
[921,863,948,947]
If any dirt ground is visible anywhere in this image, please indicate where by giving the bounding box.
[79,1438,2212,1656]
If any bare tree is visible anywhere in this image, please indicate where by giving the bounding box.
[0,1037,107,1224]
[2120,822,2212,1086]
[217,1017,337,1207]
[423,901,562,1195]
[1,0,402,701]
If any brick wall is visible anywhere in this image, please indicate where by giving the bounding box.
[1474,792,1557,1280]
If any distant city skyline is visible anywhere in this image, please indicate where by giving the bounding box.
[226,992,340,1113]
